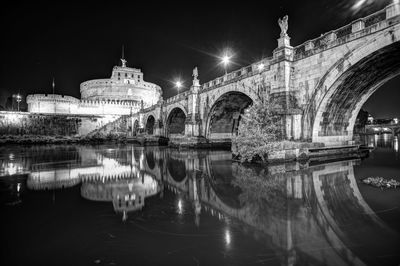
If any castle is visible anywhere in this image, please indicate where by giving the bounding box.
[26,58,162,116]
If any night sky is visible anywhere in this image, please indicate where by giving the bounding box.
[0,0,399,118]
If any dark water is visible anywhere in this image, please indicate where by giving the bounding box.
[0,135,399,266]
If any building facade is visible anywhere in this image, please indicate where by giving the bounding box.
[26,59,162,116]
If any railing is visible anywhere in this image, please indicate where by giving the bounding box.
[199,57,272,93]
[165,90,190,104]
[157,4,400,106]
[293,4,399,60]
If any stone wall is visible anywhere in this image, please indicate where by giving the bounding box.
[27,94,141,116]
[0,111,119,137]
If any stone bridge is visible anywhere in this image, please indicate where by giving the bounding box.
[365,123,400,134]
[127,3,400,147]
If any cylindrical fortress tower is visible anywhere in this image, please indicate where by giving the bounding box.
[80,62,162,107]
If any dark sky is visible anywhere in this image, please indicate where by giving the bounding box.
[0,0,399,118]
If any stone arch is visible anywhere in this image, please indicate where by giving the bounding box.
[205,90,256,139]
[206,85,259,112]
[305,28,400,145]
[146,150,155,170]
[145,115,155,135]
[165,106,187,137]
[203,156,243,210]
[166,156,187,183]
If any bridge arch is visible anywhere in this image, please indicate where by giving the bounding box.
[166,155,187,183]
[205,90,257,139]
[145,115,155,135]
[165,106,187,137]
[307,28,400,145]
[145,150,155,170]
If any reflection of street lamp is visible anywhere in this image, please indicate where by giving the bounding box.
[177,199,183,214]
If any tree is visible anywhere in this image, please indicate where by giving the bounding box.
[232,98,283,162]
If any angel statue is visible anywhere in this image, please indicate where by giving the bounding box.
[120,58,127,67]
[192,66,200,86]
[192,66,198,79]
[278,15,289,37]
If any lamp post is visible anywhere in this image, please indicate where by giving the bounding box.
[221,55,231,75]
[14,94,22,111]
[175,81,182,95]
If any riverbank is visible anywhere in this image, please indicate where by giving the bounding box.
[0,135,370,164]
[0,134,128,145]
[231,140,371,164]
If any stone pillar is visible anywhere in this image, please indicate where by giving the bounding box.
[273,34,295,141]
[185,67,203,137]
[138,112,144,133]
[154,119,164,136]
[153,102,164,136]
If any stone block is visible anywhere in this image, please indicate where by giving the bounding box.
[386,3,400,19]
[352,19,365,33]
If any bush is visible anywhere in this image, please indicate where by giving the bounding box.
[233,98,283,163]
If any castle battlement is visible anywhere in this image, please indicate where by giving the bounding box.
[26,94,80,104]
[26,59,162,116]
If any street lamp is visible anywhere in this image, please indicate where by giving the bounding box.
[13,94,22,111]
[221,54,231,75]
[175,80,182,95]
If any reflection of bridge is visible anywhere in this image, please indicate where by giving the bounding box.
[112,4,400,147]
[23,145,398,265]
[365,123,400,135]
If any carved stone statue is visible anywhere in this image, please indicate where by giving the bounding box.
[121,58,127,67]
[278,15,289,37]
[192,66,199,86]
[193,67,198,79]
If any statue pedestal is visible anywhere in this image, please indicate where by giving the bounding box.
[277,35,291,47]
[273,35,293,61]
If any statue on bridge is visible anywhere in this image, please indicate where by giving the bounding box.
[120,58,127,67]
[192,66,200,86]
[193,67,198,79]
[278,15,289,37]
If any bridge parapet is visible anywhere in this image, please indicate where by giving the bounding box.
[165,90,190,104]
[294,3,399,60]
[200,57,272,92]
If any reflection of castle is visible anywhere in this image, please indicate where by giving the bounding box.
[81,175,158,220]
[19,145,399,265]
[26,58,162,116]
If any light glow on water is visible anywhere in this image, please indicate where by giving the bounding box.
[225,229,231,246]
[177,199,183,214]
[0,144,398,265]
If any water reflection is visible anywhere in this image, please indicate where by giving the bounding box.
[362,133,398,149]
[0,143,399,265]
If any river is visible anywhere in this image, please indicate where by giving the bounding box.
[0,134,399,265]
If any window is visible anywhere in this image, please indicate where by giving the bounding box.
[125,73,127,77]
